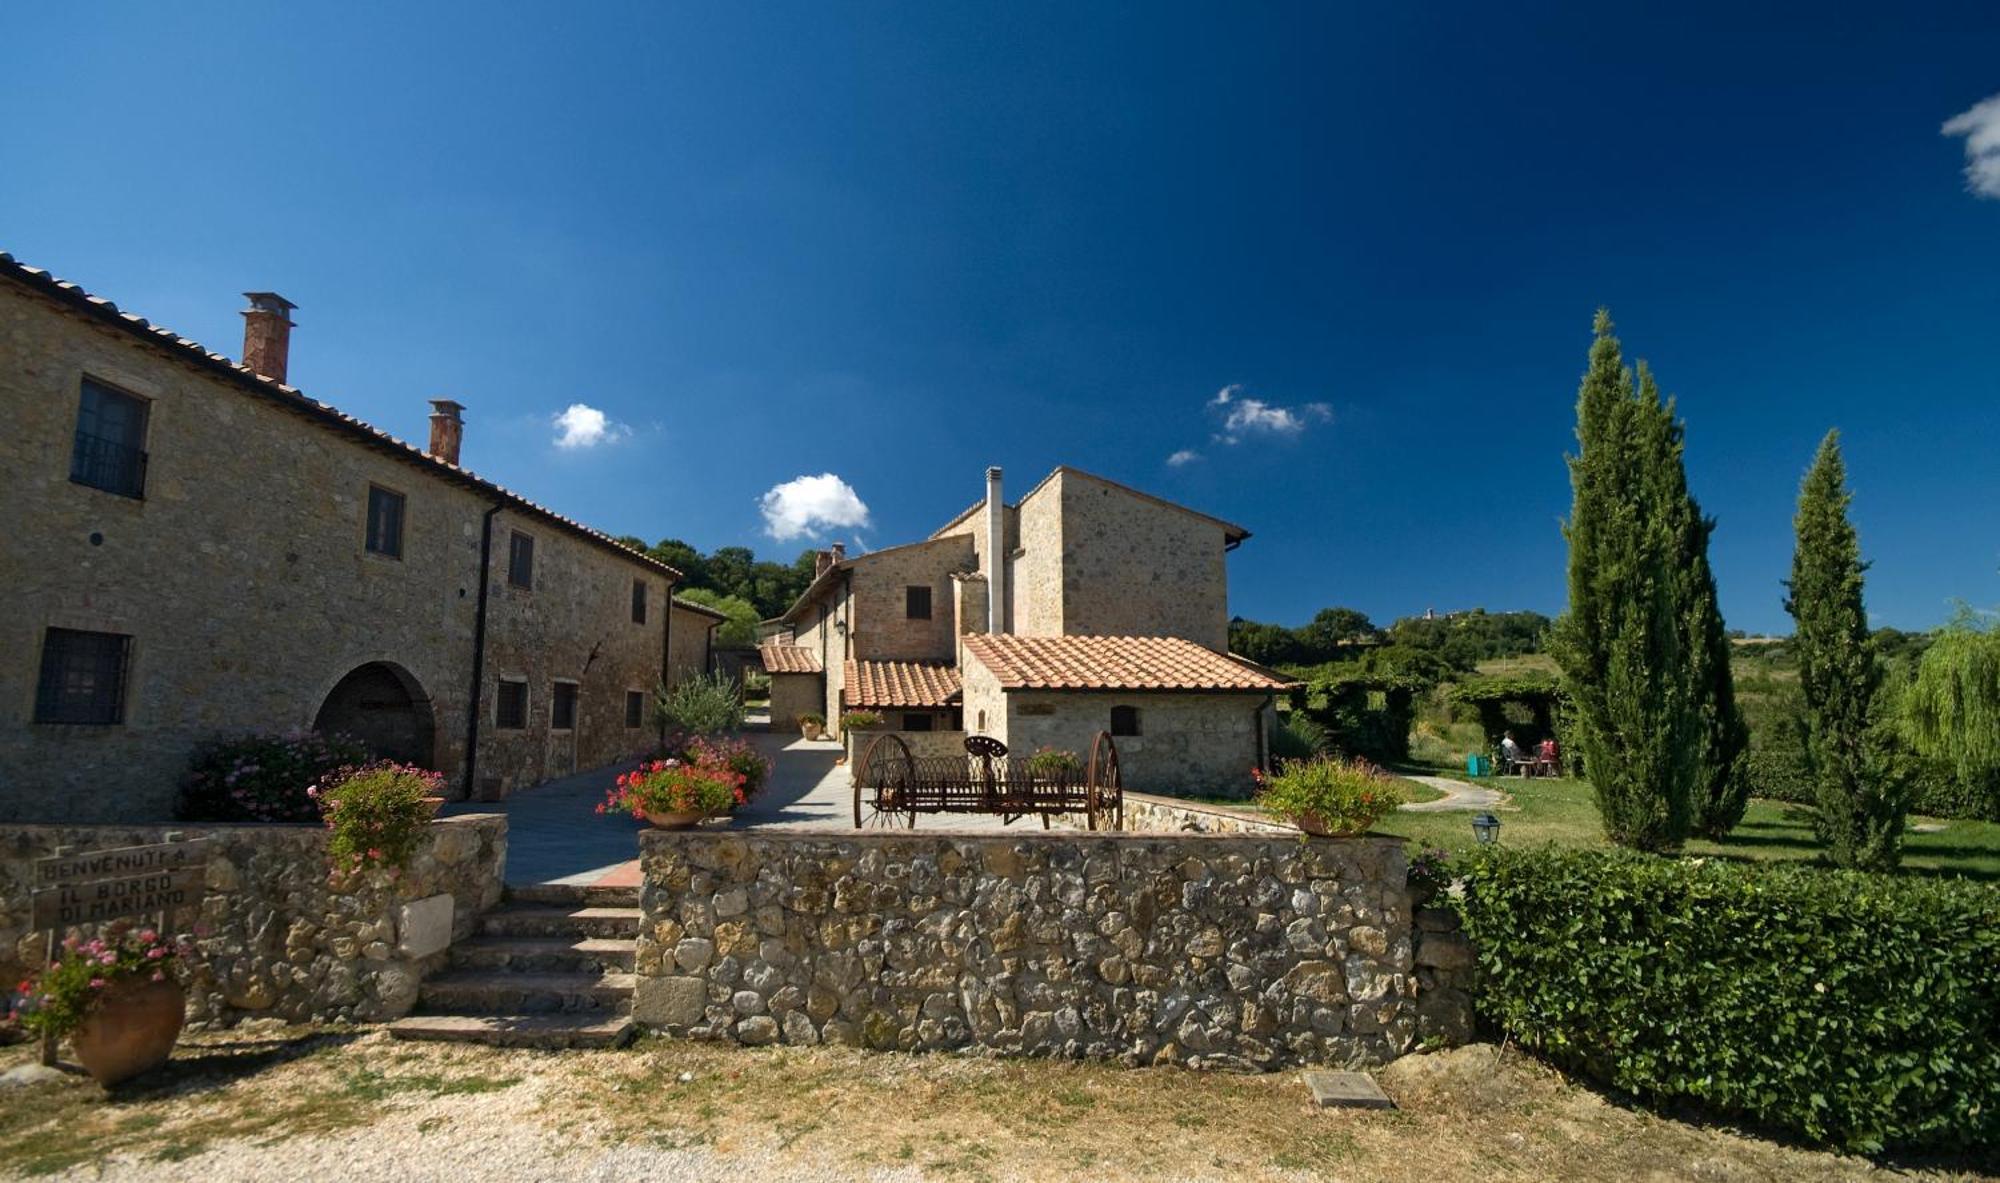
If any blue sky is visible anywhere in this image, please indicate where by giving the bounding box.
[5,3,1997,633]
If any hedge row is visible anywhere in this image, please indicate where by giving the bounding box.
[1744,746,2000,822]
[1454,847,2000,1152]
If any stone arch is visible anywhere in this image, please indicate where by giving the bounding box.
[312,661,437,768]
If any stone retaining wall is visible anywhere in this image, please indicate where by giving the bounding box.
[636,829,1424,1069]
[1,815,506,1025]
[1056,790,1297,836]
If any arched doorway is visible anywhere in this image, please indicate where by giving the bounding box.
[313,662,436,767]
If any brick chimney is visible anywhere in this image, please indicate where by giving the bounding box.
[240,292,297,383]
[427,399,465,466]
[815,542,847,580]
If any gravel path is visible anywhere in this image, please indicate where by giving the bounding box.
[1398,775,1505,813]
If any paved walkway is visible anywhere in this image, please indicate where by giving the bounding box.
[1399,774,1507,813]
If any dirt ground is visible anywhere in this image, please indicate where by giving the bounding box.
[1,1028,1991,1182]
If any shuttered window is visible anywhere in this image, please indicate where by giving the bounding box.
[631,580,647,624]
[508,532,534,589]
[34,628,133,725]
[365,485,405,558]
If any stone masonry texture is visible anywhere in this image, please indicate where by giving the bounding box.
[0,279,673,820]
[0,814,506,1025]
[636,829,1421,1069]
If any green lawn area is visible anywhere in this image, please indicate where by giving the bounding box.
[1375,775,2000,881]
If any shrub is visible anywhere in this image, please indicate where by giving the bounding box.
[1454,846,2000,1152]
[178,731,372,822]
[10,928,191,1038]
[597,757,745,818]
[840,711,884,732]
[1270,713,1329,762]
[317,761,443,875]
[1024,747,1084,779]
[1253,756,1403,835]
[798,712,825,730]
[656,673,744,736]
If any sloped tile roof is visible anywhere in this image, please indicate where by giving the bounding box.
[672,598,731,623]
[961,634,1298,692]
[0,252,679,582]
[759,643,823,675]
[843,660,962,708]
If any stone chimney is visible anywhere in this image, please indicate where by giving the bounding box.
[815,542,847,580]
[240,292,297,383]
[985,466,1006,633]
[427,400,465,466]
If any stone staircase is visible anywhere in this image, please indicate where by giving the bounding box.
[386,883,641,1049]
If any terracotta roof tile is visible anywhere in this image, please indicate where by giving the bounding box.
[843,660,961,708]
[961,634,1298,692]
[759,644,822,675]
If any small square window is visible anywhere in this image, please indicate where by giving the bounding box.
[508,532,535,589]
[552,681,578,731]
[495,680,528,730]
[905,585,932,620]
[626,689,646,729]
[902,712,935,732]
[34,628,133,725]
[1110,705,1141,737]
[631,579,647,624]
[70,379,149,498]
[366,485,405,558]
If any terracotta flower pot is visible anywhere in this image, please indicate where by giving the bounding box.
[1293,813,1365,838]
[421,795,446,815]
[643,809,705,829]
[71,977,186,1086]
[801,721,824,740]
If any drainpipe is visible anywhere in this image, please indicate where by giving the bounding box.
[462,503,504,798]
[1255,695,1273,773]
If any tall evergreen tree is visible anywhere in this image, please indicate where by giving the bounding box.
[1552,313,1701,851]
[1784,430,1906,869]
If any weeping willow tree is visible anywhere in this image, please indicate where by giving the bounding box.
[1905,612,2000,796]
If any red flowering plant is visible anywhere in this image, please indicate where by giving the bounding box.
[598,757,746,819]
[1253,756,1405,837]
[314,761,445,876]
[10,927,193,1038]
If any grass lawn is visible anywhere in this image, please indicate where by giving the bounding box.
[1375,775,2000,881]
[1,1027,1976,1181]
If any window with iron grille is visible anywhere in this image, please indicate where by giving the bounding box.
[34,628,133,725]
[495,680,528,729]
[905,585,932,620]
[508,531,535,589]
[365,485,405,558]
[1111,705,1141,736]
[69,379,149,498]
[631,579,647,624]
[552,681,578,730]
[902,712,935,732]
[626,689,646,729]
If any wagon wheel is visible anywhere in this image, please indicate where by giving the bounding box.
[855,733,916,829]
[1087,731,1123,832]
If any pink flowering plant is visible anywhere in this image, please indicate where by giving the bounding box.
[316,761,443,875]
[10,927,191,1038]
[598,758,746,819]
[178,730,371,823]
[681,735,772,798]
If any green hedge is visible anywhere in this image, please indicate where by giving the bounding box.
[1746,744,2000,822]
[1454,847,2000,1152]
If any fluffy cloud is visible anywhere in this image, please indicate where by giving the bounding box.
[1943,93,2000,198]
[1166,449,1202,467]
[551,403,630,449]
[759,473,872,542]
[1208,384,1332,445]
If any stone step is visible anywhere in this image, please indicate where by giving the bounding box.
[449,936,637,973]
[418,970,636,1014]
[479,906,642,939]
[505,882,640,909]
[387,1013,637,1049]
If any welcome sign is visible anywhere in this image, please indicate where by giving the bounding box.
[30,838,211,929]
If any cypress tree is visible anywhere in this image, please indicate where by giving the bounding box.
[1552,313,1699,851]
[1784,430,1906,869]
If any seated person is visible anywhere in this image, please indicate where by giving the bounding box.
[1499,731,1525,770]
[1536,737,1560,776]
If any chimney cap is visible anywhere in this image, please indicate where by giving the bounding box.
[986,466,1003,481]
[242,291,297,317]
[429,398,466,416]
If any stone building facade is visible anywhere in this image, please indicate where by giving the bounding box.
[0,254,716,822]
[762,465,1288,797]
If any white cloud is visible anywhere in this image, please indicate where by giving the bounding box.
[551,403,630,449]
[1943,93,2000,198]
[759,473,872,542]
[1207,387,1332,444]
[1166,449,1202,467]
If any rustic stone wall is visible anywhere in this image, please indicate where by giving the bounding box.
[1054,471,1231,650]
[667,602,719,685]
[1009,471,1067,637]
[0,814,506,1025]
[1054,790,1297,836]
[768,673,825,734]
[634,829,1420,1069]
[843,536,975,665]
[0,279,671,820]
[999,690,1272,799]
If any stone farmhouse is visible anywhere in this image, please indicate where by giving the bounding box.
[760,466,1295,796]
[0,253,725,823]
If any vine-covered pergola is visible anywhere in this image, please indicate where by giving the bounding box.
[1447,676,1565,748]
[1294,670,1430,764]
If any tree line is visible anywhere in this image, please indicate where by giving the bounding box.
[1230,607,1551,678]
[614,537,820,645]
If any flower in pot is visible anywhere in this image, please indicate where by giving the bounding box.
[1024,747,1084,783]
[314,761,446,878]
[683,735,773,800]
[597,758,746,828]
[798,713,826,740]
[12,927,192,1086]
[1253,756,1404,837]
[839,710,883,733]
